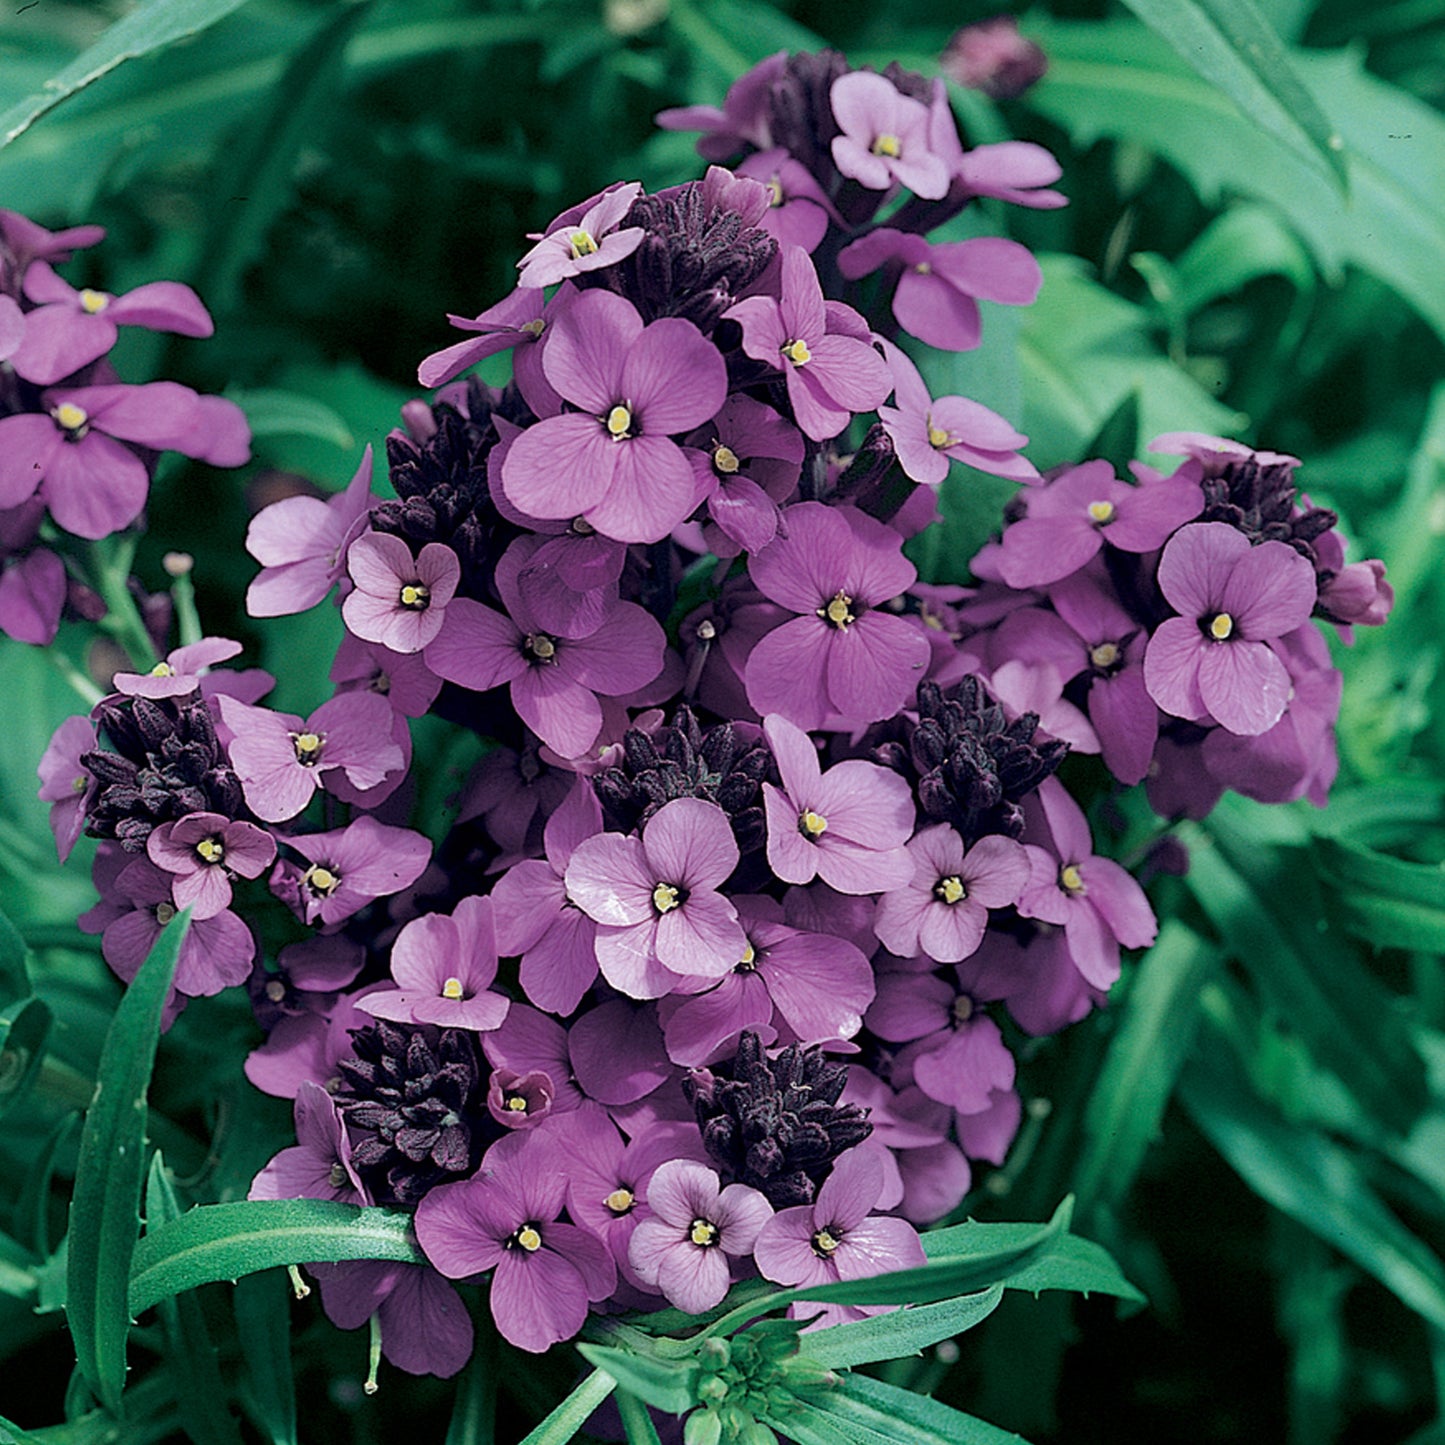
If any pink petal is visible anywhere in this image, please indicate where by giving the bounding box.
[543,289,641,412]
[501,412,614,521]
[1142,616,1209,721]
[624,319,728,434]
[643,798,739,891]
[1197,637,1293,736]
[490,1250,589,1353]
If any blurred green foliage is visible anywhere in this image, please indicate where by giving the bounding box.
[0,0,1443,1441]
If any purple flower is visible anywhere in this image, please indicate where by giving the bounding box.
[628,1160,773,1313]
[270,816,431,928]
[146,812,276,919]
[829,71,949,199]
[10,260,213,386]
[482,1005,585,1115]
[113,636,243,700]
[491,778,603,1015]
[248,1080,367,1204]
[1017,778,1157,990]
[874,825,1029,963]
[753,1147,925,1328]
[516,182,645,289]
[942,16,1048,99]
[878,341,1037,485]
[342,532,460,653]
[417,284,545,389]
[312,1260,473,1379]
[737,147,837,252]
[329,633,443,718]
[761,713,914,895]
[245,447,377,618]
[725,247,891,442]
[0,542,66,645]
[566,797,746,998]
[746,502,930,731]
[955,139,1067,209]
[1143,521,1317,736]
[500,290,727,542]
[838,228,1042,353]
[360,895,511,1033]
[995,460,1204,588]
[38,714,95,863]
[654,52,784,161]
[0,210,104,268]
[220,691,404,823]
[414,1137,617,1352]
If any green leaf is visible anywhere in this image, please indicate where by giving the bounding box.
[65,908,189,1415]
[999,1233,1146,1305]
[1115,0,1346,187]
[144,1156,245,1445]
[516,1368,616,1445]
[1181,1039,1445,1331]
[0,0,252,149]
[800,1284,1005,1370]
[227,389,356,450]
[1313,835,1445,952]
[233,1271,297,1445]
[127,1199,422,1317]
[0,995,52,1123]
[1081,389,1142,475]
[0,906,30,1005]
[615,1390,664,1445]
[576,1344,699,1416]
[772,1373,1029,1445]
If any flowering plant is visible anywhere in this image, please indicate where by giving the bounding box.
[1,3,1440,1443]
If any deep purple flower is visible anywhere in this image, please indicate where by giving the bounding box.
[829,71,949,198]
[245,447,378,618]
[516,182,645,289]
[736,147,837,252]
[1017,778,1157,990]
[628,1160,773,1313]
[746,502,930,730]
[874,825,1029,963]
[500,290,727,542]
[220,691,404,822]
[753,1147,925,1328]
[360,895,511,1032]
[417,284,546,389]
[725,247,890,442]
[146,812,276,919]
[763,713,914,895]
[0,541,65,645]
[943,16,1048,99]
[415,1136,616,1352]
[482,1004,586,1115]
[1143,521,1317,736]
[654,51,784,160]
[566,797,746,998]
[270,816,431,927]
[838,228,1042,353]
[113,636,243,700]
[38,714,95,863]
[248,1080,367,1204]
[10,260,213,386]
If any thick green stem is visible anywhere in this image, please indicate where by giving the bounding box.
[90,535,159,672]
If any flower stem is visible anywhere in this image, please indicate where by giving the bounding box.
[90,534,158,671]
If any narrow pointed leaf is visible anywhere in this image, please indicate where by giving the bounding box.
[771,1373,1029,1445]
[233,1271,298,1445]
[575,1345,699,1416]
[0,906,29,1004]
[517,1369,616,1445]
[800,1284,1005,1370]
[0,995,52,1123]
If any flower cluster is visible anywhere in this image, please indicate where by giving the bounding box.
[0,212,249,645]
[37,45,1390,1387]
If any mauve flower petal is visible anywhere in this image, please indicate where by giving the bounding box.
[786,362,851,442]
[932,237,1043,305]
[666,973,773,1066]
[0,548,65,644]
[761,930,872,1044]
[106,280,212,335]
[1032,776,1093,866]
[643,798,739,890]
[750,501,844,612]
[807,334,891,413]
[656,890,745,978]
[596,921,674,1000]
[244,495,335,567]
[424,599,525,691]
[763,782,822,886]
[825,612,930,723]
[997,514,1103,589]
[1105,477,1204,551]
[621,319,727,434]
[647,1161,719,1229]
[490,1248,589,1353]
[174,910,255,997]
[582,433,702,544]
[1157,521,1249,615]
[816,1147,884,1232]
[746,618,833,732]
[513,666,601,759]
[0,414,61,508]
[311,691,404,790]
[754,1208,827,1287]
[1079,856,1157,949]
[567,833,656,925]
[919,897,989,963]
[571,999,670,1104]
[867,972,953,1042]
[1222,539,1317,640]
[377,1268,473,1378]
[519,909,599,1015]
[657,1231,734,1312]
[961,834,1031,909]
[554,600,666,696]
[1062,897,1122,990]
[882,407,951,487]
[873,885,931,958]
[502,412,615,521]
[1090,670,1158,786]
[893,268,981,352]
[43,432,149,539]
[171,864,232,920]
[819,838,912,896]
[913,1019,1015,1114]
[810,760,915,847]
[70,381,198,448]
[415,1181,508,1276]
[716,1183,774,1253]
[313,1260,398,1329]
[1143,616,1210,721]
[835,1215,926,1280]
[1198,636,1293,736]
[10,306,116,385]
[494,861,563,953]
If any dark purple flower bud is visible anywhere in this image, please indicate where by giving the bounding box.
[942,17,1048,100]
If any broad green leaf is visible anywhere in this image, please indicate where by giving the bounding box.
[800,1284,1005,1370]
[144,1156,245,1445]
[575,1344,699,1416]
[1072,921,1220,1219]
[227,389,356,450]
[1314,835,1445,952]
[517,1369,616,1445]
[772,1372,1029,1445]
[0,0,252,148]
[1168,203,1317,317]
[127,1198,421,1316]
[1181,1041,1445,1331]
[1082,389,1142,475]
[65,908,189,1415]
[0,906,30,1004]
[0,995,52,1123]
[233,1271,297,1445]
[1115,0,1346,187]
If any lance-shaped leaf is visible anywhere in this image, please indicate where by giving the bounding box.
[799,1283,1006,1370]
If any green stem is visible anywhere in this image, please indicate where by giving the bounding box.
[89,535,159,672]
[168,562,202,648]
[45,648,104,709]
[22,925,103,954]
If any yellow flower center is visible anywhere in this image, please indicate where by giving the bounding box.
[399,582,430,610]
[155,902,177,926]
[605,1188,635,1215]
[525,633,557,661]
[265,979,287,1003]
[149,661,175,678]
[293,732,324,765]
[713,443,741,475]
[800,809,828,837]
[515,1225,542,1252]
[78,288,110,314]
[569,229,598,258]
[690,1218,718,1247]
[871,133,902,158]
[506,1094,529,1113]
[328,1162,347,1189]
[1090,642,1120,670]
[936,875,966,905]
[1210,612,1234,641]
[52,402,88,434]
[782,338,811,366]
[606,403,633,439]
[812,1229,840,1256]
[652,882,680,914]
[1087,500,1115,524]
[304,865,340,896]
[820,591,855,628]
[952,994,974,1023]
[927,422,952,450]
[738,939,756,969]
[1060,863,1085,895]
[71,775,87,793]
[766,176,785,207]
[441,976,465,1000]
[195,837,225,865]
[521,317,546,338]
[914,261,932,275]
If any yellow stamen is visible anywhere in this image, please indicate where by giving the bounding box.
[1210,612,1234,641]
[936,875,965,905]
[506,1095,529,1113]
[606,403,632,438]
[149,662,175,678]
[265,979,287,1003]
[526,633,556,661]
[871,133,902,158]
[820,591,855,628]
[569,229,598,258]
[605,1187,635,1215]
[78,288,110,314]
[927,422,952,450]
[690,1219,718,1247]
[305,865,339,896]
[441,976,465,1000]
[399,582,429,609]
[293,732,323,764]
[1060,863,1085,895]
[766,176,785,208]
[516,1225,542,1252]
[652,882,680,914]
[195,837,225,865]
[71,775,87,793]
[53,402,88,433]
[1090,642,1120,670]
[738,939,756,968]
[914,261,932,275]
[952,994,974,1023]
[800,809,828,837]
[812,1229,840,1256]
[1087,500,1115,524]
[713,443,741,475]
[782,338,812,367]
[521,317,546,337]
[155,902,176,925]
